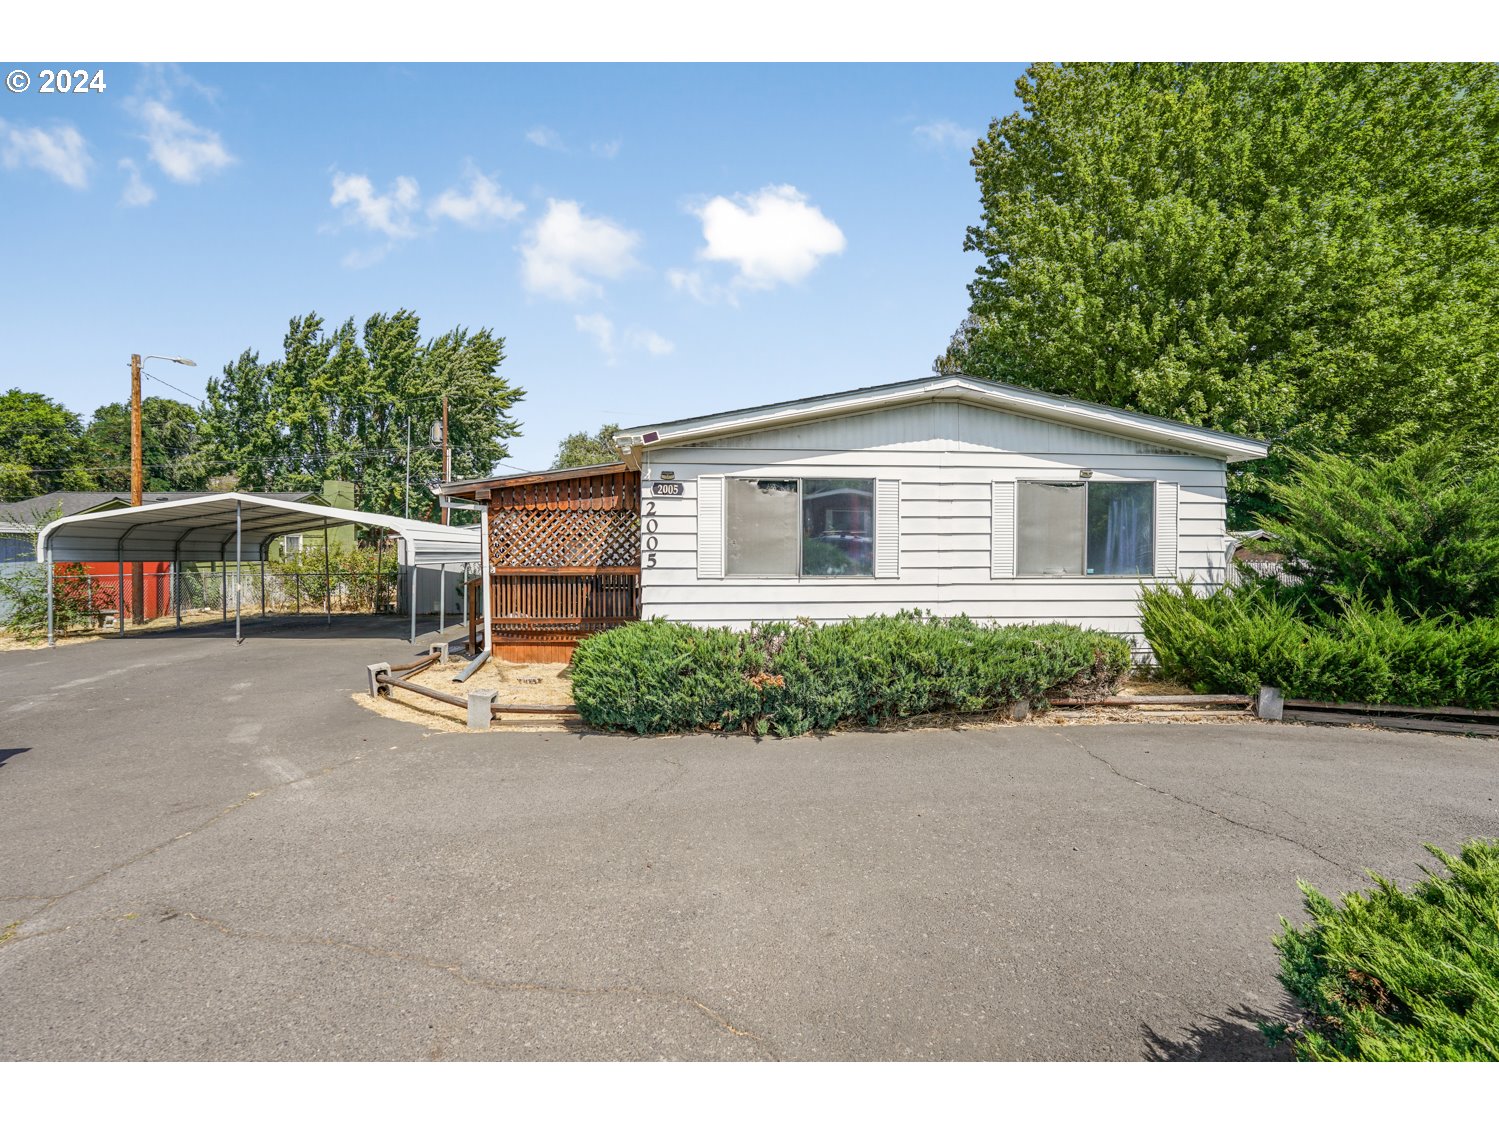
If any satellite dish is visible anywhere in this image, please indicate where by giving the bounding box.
[429,420,444,444]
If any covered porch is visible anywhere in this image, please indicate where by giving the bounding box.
[444,463,642,661]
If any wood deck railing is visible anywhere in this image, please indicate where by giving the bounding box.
[485,567,640,660]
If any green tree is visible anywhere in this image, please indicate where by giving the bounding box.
[201,310,523,519]
[944,63,1499,522]
[1255,440,1499,620]
[83,397,209,492]
[551,423,621,469]
[0,389,95,501]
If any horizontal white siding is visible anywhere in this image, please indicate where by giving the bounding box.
[640,404,1233,650]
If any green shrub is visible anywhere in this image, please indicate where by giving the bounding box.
[1139,583,1499,709]
[571,613,1131,736]
[0,561,111,640]
[1255,442,1499,620]
[1267,840,1499,1061]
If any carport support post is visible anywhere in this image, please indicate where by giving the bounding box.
[409,561,417,643]
[45,541,55,648]
[173,542,181,629]
[323,520,331,627]
[220,554,227,622]
[481,506,492,653]
[234,498,242,644]
[439,562,446,635]
[259,559,267,618]
[117,546,125,635]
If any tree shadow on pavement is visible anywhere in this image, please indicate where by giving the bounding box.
[0,748,30,770]
[1142,1005,1295,1061]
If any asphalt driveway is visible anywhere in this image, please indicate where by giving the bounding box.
[2,619,1495,1061]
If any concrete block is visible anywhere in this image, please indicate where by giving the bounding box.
[467,688,499,730]
[1011,698,1031,721]
[366,662,391,697]
[1256,685,1284,721]
[429,643,447,664]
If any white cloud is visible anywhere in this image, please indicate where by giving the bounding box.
[134,99,234,183]
[627,327,674,356]
[428,167,524,226]
[118,158,155,206]
[667,266,735,307]
[912,120,974,151]
[591,139,622,159]
[521,199,641,301]
[574,313,617,359]
[575,314,674,363]
[525,125,567,152]
[0,119,91,188]
[330,172,422,240]
[683,184,845,294]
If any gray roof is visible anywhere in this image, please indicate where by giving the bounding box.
[0,490,322,526]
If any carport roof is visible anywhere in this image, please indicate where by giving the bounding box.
[36,492,480,566]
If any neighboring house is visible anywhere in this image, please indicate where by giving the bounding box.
[443,375,1269,658]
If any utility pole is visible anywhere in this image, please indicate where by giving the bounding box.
[130,353,145,624]
[404,416,412,520]
[442,394,451,525]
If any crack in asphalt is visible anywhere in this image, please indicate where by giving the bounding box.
[179,908,778,1060]
[1054,730,1357,874]
[620,756,687,811]
[10,750,373,929]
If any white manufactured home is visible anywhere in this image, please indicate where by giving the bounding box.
[443,375,1269,659]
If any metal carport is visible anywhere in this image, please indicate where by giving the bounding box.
[36,492,488,647]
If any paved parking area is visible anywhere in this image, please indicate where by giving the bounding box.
[2,620,1495,1060]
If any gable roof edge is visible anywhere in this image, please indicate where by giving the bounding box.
[613,375,1270,465]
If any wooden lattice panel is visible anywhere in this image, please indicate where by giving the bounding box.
[492,507,640,568]
[487,467,641,570]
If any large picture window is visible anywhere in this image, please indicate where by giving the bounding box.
[724,477,875,577]
[1016,480,1154,577]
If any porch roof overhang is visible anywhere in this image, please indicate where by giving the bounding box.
[36,492,481,566]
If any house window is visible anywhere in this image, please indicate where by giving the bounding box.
[726,479,799,576]
[1017,480,1154,576]
[724,477,876,578]
[284,534,303,555]
[801,478,874,576]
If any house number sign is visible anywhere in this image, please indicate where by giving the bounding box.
[642,483,683,568]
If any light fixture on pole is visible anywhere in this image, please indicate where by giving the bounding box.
[129,353,196,624]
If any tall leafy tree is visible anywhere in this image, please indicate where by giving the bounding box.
[200,310,523,518]
[83,397,209,492]
[944,63,1499,521]
[0,389,95,501]
[202,348,278,490]
[551,423,621,469]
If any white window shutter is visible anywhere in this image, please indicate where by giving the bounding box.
[991,480,1016,579]
[696,475,725,579]
[874,479,900,578]
[1155,481,1179,578]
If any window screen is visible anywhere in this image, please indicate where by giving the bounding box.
[802,478,875,576]
[1086,482,1154,575]
[725,478,799,576]
[1017,481,1085,576]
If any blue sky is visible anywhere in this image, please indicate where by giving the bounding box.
[0,62,1027,473]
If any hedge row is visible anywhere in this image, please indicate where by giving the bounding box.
[1140,583,1499,708]
[1269,840,1499,1061]
[571,613,1131,736]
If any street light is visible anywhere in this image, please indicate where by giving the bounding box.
[128,352,197,624]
